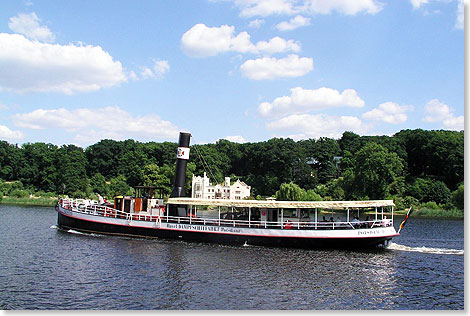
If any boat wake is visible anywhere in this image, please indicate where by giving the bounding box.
[51,225,102,237]
[67,229,88,235]
[388,242,464,255]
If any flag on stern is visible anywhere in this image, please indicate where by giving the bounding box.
[398,206,413,233]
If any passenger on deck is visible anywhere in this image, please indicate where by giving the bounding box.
[322,216,327,222]
[382,216,390,227]
[351,216,360,228]
[363,216,371,228]
[329,217,334,222]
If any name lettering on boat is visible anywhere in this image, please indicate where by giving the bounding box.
[167,223,242,233]
[357,229,387,236]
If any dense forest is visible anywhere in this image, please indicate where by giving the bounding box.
[0,129,464,211]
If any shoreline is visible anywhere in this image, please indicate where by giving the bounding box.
[0,197,58,207]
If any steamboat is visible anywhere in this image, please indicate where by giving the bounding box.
[56,132,399,249]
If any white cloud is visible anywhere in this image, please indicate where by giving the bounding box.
[0,125,24,141]
[254,36,301,54]
[224,135,248,143]
[443,115,464,130]
[8,12,55,43]
[128,70,138,81]
[423,98,464,130]
[258,86,364,117]
[0,33,127,94]
[240,55,313,80]
[13,106,180,145]
[305,0,383,15]
[276,15,311,31]
[423,99,452,122]
[455,0,463,29]
[181,24,300,57]
[410,0,464,30]
[181,24,247,57]
[266,113,368,139]
[234,0,298,17]
[230,0,382,17]
[362,102,411,124]
[140,67,154,79]
[410,0,429,9]
[134,60,170,80]
[153,60,170,77]
[248,19,265,28]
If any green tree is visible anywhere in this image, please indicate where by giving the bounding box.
[143,163,172,194]
[312,137,341,183]
[90,173,107,195]
[275,182,304,201]
[396,129,463,190]
[192,144,230,184]
[118,149,146,187]
[452,184,464,210]
[345,142,404,200]
[424,180,451,205]
[18,142,58,192]
[0,141,22,181]
[108,175,130,197]
[85,139,123,179]
[301,189,322,201]
[406,177,451,205]
[143,141,178,166]
[56,145,88,196]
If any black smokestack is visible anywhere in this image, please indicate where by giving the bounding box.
[169,132,191,216]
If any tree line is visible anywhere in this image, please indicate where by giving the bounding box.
[0,129,464,211]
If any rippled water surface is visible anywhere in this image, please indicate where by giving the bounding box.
[0,205,464,310]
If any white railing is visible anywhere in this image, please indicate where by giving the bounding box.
[58,198,393,230]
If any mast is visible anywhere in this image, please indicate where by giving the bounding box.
[168,132,191,216]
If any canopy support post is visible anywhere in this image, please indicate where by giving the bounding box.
[248,207,251,228]
[280,208,283,229]
[315,208,317,229]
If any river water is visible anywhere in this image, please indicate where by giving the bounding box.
[0,205,464,310]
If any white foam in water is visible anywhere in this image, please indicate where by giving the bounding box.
[66,229,103,238]
[389,242,464,255]
[50,225,57,229]
[67,229,87,235]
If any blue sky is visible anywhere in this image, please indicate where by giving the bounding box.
[0,0,464,146]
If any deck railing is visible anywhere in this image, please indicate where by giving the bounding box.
[59,198,393,230]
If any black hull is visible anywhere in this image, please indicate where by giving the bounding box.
[57,211,392,249]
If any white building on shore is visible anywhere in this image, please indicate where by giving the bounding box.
[191,172,251,200]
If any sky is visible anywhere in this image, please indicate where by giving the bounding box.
[0,0,465,147]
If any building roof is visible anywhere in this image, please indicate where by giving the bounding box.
[167,197,394,209]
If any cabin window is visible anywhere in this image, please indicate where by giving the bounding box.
[283,209,294,218]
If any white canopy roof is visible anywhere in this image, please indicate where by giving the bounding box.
[167,197,394,209]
